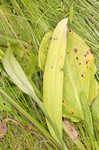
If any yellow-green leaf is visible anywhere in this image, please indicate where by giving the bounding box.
[38,30,53,71]
[63,30,98,122]
[43,18,68,142]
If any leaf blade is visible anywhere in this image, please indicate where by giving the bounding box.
[63,30,98,122]
[43,18,68,142]
[2,45,43,110]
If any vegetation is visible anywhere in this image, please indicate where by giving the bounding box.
[0,0,99,150]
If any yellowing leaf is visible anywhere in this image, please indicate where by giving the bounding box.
[63,30,98,122]
[38,31,53,71]
[39,28,98,123]
[43,18,68,142]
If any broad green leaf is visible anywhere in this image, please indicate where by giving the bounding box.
[11,43,38,79]
[0,6,34,43]
[63,30,98,122]
[0,6,40,100]
[43,18,68,142]
[2,46,43,111]
[38,30,53,71]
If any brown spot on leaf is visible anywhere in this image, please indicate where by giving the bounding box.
[84,54,87,57]
[76,56,79,60]
[60,68,63,71]
[81,74,84,78]
[84,50,91,57]
[74,49,78,53]
[86,50,90,55]
[49,37,52,40]
[86,60,89,64]
[51,66,53,69]
[79,63,81,65]
[53,37,58,40]
[63,99,64,103]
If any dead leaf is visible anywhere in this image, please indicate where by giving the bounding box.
[64,119,78,140]
[0,118,17,138]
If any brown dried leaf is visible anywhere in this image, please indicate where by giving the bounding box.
[0,118,17,138]
[64,119,78,140]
